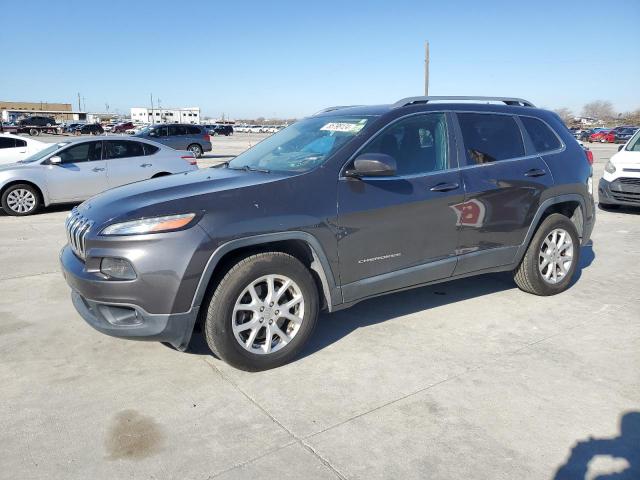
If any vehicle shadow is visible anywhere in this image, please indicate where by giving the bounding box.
[553,411,639,479]
[186,244,596,359]
[0,202,79,217]
[598,204,640,215]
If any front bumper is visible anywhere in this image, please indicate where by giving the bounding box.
[599,177,640,206]
[60,245,200,350]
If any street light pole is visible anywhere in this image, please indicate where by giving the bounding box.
[424,41,430,96]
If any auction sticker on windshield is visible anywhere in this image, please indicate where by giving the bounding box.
[320,120,367,133]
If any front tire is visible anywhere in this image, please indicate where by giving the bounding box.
[1,183,41,216]
[513,214,580,296]
[203,252,319,371]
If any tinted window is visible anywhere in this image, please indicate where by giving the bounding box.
[144,144,160,155]
[520,116,561,153]
[168,125,187,136]
[187,126,201,134]
[457,113,525,164]
[15,139,27,147]
[0,137,15,149]
[359,113,449,175]
[105,140,145,159]
[58,141,102,163]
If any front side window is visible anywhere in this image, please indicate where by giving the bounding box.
[169,125,187,136]
[228,115,373,173]
[625,129,640,152]
[357,113,449,175]
[520,116,562,153]
[105,140,145,159]
[58,141,102,163]
[187,126,200,134]
[457,113,525,164]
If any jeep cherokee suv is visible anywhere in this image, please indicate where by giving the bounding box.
[60,96,595,371]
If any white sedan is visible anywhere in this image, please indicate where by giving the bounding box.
[0,133,48,165]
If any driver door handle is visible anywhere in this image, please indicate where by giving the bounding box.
[430,182,460,192]
[92,167,105,172]
[524,168,546,177]
[140,163,152,167]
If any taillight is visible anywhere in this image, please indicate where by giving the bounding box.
[585,149,594,165]
[204,134,211,142]
[181,155,197,166]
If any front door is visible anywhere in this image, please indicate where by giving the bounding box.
[452,112,554,275]
[45,141,107,202]
[337,112,463,302]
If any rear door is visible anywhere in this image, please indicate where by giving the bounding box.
[167,125,188,149]
[337,112,463,302]
[0,136,26,163]
[45,141,107,201]
[452,112,553,275]
[104,139,152,187]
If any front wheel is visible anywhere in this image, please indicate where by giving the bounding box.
[513,214,580,296]
[203,252,319,371]
[1,183,41,216]
[187,143,203,158]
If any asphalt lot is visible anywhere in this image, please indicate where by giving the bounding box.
[0,139,638,479]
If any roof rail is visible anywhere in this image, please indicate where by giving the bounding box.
[393,96,535,108]
[313,105,359,115]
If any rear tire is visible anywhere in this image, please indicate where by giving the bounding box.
[513,214,580,296]
[187,143,203,158]
[1,183,41,216]
[203,252,319,371]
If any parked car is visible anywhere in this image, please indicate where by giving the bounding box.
[134,123,212,158]
[211,124,234,136]
[75,124,104,135]
[248,125,263,133]
[0,137,198,216]
[612,127,638,144]
[112,122,135,133]
[64,123,83,133]
[0,133,48,165]
[103,124,116,132]
[599,128,640,208]
[59,95,595,371]
[588,129,613,143]
[18,116,57,127]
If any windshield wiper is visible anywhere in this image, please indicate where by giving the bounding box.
[227,165,271,173]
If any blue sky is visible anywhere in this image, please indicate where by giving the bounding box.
[1,0,638,119]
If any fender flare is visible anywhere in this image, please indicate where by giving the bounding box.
[190,231,342,312]
[513,194,588,264]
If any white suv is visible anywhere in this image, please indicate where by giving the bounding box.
[599,128,640,208]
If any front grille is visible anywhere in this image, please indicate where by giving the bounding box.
[617,177,640,186]
[65,208,93,259]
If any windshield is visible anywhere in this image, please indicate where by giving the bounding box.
[624,129,640,152]
[228,115,372,173]
[20,143,69,163]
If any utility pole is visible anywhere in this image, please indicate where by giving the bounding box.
[424,41,430,96]
[150,93,154,124]
[77,92,81,111]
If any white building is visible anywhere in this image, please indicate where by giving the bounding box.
[130,107,200,125]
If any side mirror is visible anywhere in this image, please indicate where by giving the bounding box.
[49,156,62,164]
[618,145,624,152]
[345,153,397,178]
[149,131,158,137]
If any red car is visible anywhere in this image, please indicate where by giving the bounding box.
[112,122,134,133]
[588,129,613,142]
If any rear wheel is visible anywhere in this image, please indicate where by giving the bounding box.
[513,214,580,296]
[1,184,41,216]
[187,143,203,158]
[203,252,319,371]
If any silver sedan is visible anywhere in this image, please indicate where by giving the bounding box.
[0,137,198,216]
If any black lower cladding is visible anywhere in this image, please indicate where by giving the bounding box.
[599,177,640,206]
[71,291,198,351]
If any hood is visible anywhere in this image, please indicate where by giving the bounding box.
[78,166,290,225]
[611,149,640,167]
[0,161,36,171]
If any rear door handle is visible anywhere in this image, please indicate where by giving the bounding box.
[140,163,152,167]
[525,168,546,177]
[430,182,460,192]
[92,167,105,172]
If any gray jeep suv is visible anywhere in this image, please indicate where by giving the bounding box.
[60,96,595,371]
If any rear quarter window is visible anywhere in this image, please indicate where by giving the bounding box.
[144,143,160,155]
[520,116,562,153]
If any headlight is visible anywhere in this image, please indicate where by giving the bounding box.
[604,160,616,174]
[101,213,196,235]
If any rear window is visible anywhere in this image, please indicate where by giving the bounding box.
[187,126,201,134]
[457,113,525,164]
[144,144,160,155]
[520,117,562,153]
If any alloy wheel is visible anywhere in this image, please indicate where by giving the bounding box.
[232,274,305,354]
[539,228,574,284]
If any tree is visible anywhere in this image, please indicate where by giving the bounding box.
[582,100,615,120]
[554,108,573,125]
